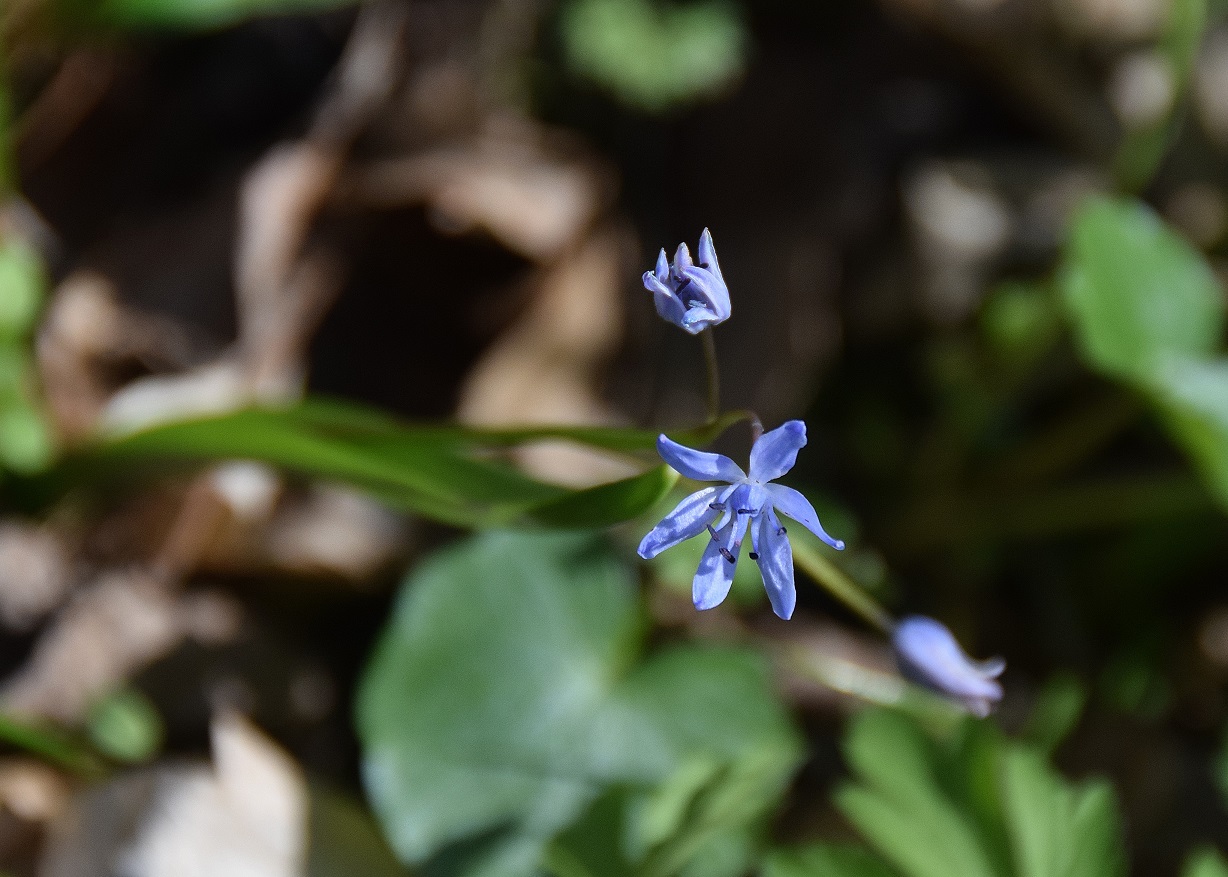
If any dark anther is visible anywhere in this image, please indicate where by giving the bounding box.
[709,502,727,511]
[699,261,710,269]
[777,526,787,536]
[706,524,719,539]
[719,547,736,563]
[748,551,759,561]
[676,277,692,293]
[737,508,755,515]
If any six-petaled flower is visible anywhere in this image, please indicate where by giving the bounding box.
[892,615,1005,717]
[638,420,844,620]
[642,228,732,334]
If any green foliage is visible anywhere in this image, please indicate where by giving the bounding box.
[1113,0,1208,191]
[1061,198,1223,382]
[0,239,53,475]
[762,843,900,877]
[86,687,164,763]
[18,400,722,528]
[1061,196,1228,509]
[356,530,800,876]
[1184,847,1228,877]
[832,709,1125,877]
[58,0,358,31]
[559,0,747,112]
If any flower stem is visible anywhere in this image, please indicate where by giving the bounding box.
[700,329,720,423]
[791,541,894,635]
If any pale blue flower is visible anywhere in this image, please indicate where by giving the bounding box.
[892,616,1005,717]
[642,228,731,334]
[638,420,844,620]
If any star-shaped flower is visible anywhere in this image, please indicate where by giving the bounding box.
[892,616,1005,717]
[642,228,731,334]
[638,420,844,619]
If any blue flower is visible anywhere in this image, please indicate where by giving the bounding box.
[638,420,844,619]
[892,616,1005,717]
[642,228,732,334]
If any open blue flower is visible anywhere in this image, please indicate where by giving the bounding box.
[638,420,844,619]
[642,228,731,334]
[892,616,1005,717]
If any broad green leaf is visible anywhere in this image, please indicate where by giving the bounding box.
[559,0,747,111]
[1151,359,1228,506]
[356,531,800,875]
[1184,847,1228,877]
[762,843,899,877]
[1061,198,1224,382]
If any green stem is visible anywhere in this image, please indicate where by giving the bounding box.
[791,540,894,635]
[699,329,720,424]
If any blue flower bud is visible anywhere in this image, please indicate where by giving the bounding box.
[642,228,731,334]
[892,616,1004,717]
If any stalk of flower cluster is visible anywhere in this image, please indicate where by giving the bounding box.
[700,330,721,423]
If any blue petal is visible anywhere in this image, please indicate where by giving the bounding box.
[693,516,743,610]
[749,420,807,482]
[679,267,731,319]
[697,228,724,284]
[681,305,720,334]
[637,487,721,559]
[755,508,796,619]
[644,272,686,326]
[672,242,693,277]
[654,248,670,283]
[892,616,1004,717]
[657,435,745,483]
[765,484,845,550]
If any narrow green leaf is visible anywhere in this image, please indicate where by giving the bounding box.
[19,402,715,528]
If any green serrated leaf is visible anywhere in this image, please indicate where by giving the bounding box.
[355,531,799,875]
[762,843,899,877]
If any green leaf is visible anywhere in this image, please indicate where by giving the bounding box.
[762,843,899,877]
[1183,847,1228,877]
[1113,0,1207,191]
[834,710,1127,877]
[835,711,1003,877]
[0,240,44,343]
[1000,748,1124,877]
[68,0,359,30]
[1061,197,1224,383]
[356,531,800,875]
[18,402,702,528]
[1150,359,1228,506]
[86,687,164,763]
[559,0,747,112]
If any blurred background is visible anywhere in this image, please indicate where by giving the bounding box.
[1,0,1228,875]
